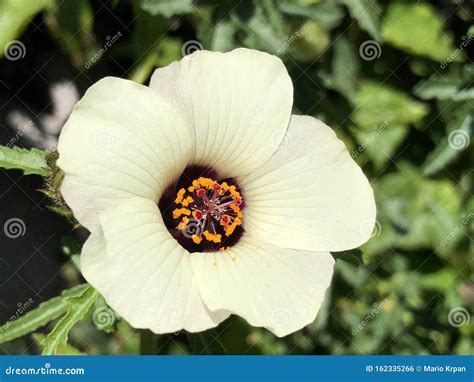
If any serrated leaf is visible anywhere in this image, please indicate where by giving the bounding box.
[343,0,381,41]
[41,285,98,355]
[0,284,89,344]
[0,146,48,176]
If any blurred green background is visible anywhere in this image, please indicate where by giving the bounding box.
[0,0,472,355]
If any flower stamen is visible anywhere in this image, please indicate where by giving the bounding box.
[172,176,244,248]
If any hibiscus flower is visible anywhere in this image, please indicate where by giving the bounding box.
[57,48,375,337]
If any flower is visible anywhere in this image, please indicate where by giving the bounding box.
[57,48,375,337]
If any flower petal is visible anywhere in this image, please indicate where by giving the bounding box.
[149,48,293,177]
[191,234,335,337]
[81,198,229,334]
[57,77,192,231]
[240,115,376,252]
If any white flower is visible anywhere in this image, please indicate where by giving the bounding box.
[57,48,375,337]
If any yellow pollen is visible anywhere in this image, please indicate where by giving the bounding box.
[181,196,194,207]
[203,230,222,243]
[192,235,202,244]
[177,221,187,231]
[173,208,191,219]
[174,188,186,204]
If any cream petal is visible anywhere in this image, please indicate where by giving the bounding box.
[191,234,335,337]
[81,198,229,334]
[149,48,293,177]
[240,115,376,252]
[57,77,192,231]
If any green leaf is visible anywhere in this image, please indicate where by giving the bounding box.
[352,81,429,129]
[422,113,472,175]
[278,0,345,30]
[0,284,89,344]
[41,285,98,355]
[209,21,236,52]
[193,6,236,53]
[372,165,464,256]
[414,64,474,101]
[0,146,48,176]
[332,249,364,267]
[382,2,460,62]
[236,4,287,54]
[33,334,85,355]
[0,0,52,55]
[351,123,409,169]
[289,20,330,62]
[44,0,96,67]
[419,268,458,291]
[140,0,194,17]
[329,36,359,100]
[343,0,381,41]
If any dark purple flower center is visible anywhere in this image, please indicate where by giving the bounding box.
[158,166,245,253]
